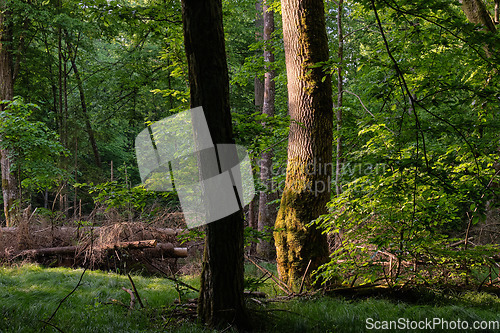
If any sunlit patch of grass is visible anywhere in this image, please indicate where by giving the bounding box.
[0,264,203,333]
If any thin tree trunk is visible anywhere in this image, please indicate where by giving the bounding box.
[0,3,19,227]
[66,37,101,168]
[58,23,63,147]
[254,0,264,117]
[257,1,278,260]
[274,0,333,289]
[495,0,499,23]
[249,0,265,255]
[335,0,344,197]
[181,0,248,328]
[73,138,78,219]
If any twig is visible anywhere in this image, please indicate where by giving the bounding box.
[142,258,199,292]
[39,320,65,333]
[122,287,136,310]
[249,297,264,306]
[343,90,376,119]
[246,256,292,295]
[106,299,128,308]
[127,274,144,308]
[449,237,474,247]
[42,268,87,331]
[299,260,312,294]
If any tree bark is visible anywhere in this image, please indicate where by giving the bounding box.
[0,2,19,227]
[274,0,333,289]
[257,1,278,260]
[181,0,248,328]
[461,0,497,33]
[249,0,265,255]
[461,0,499,232]
[495,0,499,23]
[335,0,344,197]
[18,242,187,258]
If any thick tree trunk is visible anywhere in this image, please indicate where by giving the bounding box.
[274,0,333,289]
[0,4,19,227]
[181,0,248,328]
[257,1,278,260]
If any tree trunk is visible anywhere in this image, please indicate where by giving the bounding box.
[66,37,102,168]
[335,0,344,197]
[181,0,248,328]
[495,0,499,23]
[461,0,499,235]
[274,0,333,289]
[249,0,265,255]
[0,3,19,227]
[461,0,497,33]
[257,1,278,260]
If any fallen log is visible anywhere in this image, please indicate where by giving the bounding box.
[143,243,188,258]
[1,226,186,237]
[16,241,187,258]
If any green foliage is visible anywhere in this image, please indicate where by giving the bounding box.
[244,225,275,248]
[314,0,500,287]
[315,120,498,286]
[177,228,205,245]
[176,225,276,251]
[75,181,179,220]
[0,97,68,192]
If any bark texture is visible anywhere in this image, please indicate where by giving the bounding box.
[181,0,248,328]
[257,1,278,260]
[274,0,333,289]
[462,0,497,33]
[0,3,19,227]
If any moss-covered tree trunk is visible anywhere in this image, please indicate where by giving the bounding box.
[0,2,19,227]
[274,0,333,289]
[181,0,248,328]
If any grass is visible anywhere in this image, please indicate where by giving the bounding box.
[0,264,202,332]
[1,264,500,332]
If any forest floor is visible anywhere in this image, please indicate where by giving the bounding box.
[1,263,500,332]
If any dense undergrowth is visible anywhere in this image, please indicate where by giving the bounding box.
[2,264,500,332]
